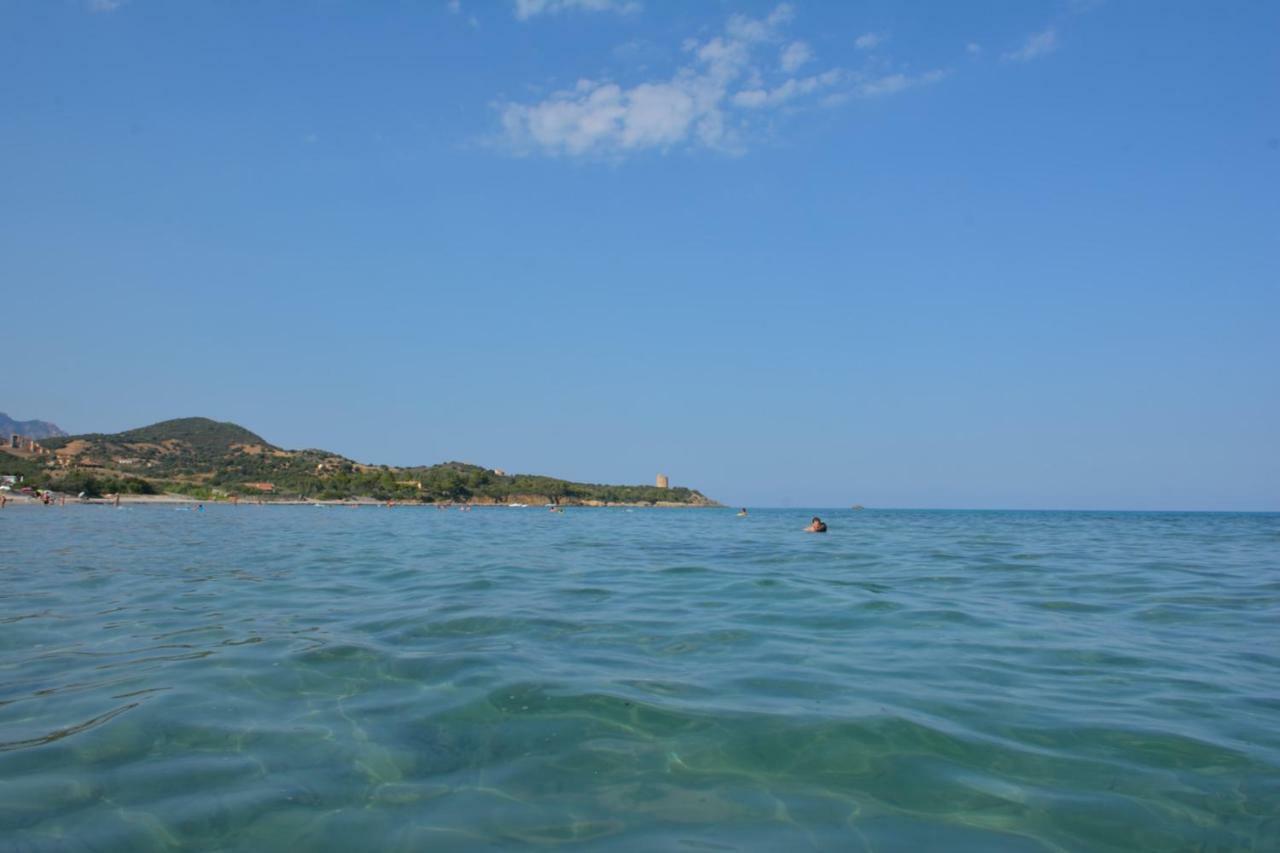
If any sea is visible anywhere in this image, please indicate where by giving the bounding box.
[1,506,1277,851]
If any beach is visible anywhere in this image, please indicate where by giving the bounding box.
[0,493,715,508]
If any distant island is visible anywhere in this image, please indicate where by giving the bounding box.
[1,417,718,506]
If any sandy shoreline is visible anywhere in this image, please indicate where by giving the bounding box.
[0,493,720,509]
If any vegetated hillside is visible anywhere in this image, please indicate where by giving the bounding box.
[40,418,278,480]
[30,418,717,505]
[0,412,67,439]
[112,417,270,451]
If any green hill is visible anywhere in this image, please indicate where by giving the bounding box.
[112,417,270,450]
[38,418,278,483]
[22,418,717,506]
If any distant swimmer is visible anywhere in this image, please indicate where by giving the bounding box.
[196,504,205,512]
[805,516,828,533]
[737,508,748,517]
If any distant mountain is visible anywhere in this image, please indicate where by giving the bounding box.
[30,417,717,506]
[0,412,67,440]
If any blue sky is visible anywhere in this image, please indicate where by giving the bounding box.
[2,0,1277,509]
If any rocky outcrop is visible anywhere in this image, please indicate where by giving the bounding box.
[0,412,67,440]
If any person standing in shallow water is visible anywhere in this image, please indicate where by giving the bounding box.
[805,516,827,533]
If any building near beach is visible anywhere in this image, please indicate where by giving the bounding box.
[656,474,669,489]
[9,435,48,455]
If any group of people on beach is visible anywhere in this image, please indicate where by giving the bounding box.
[1,493,120,507]
[0,491,65,507]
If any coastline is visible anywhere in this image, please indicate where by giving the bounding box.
[1,493,722,508]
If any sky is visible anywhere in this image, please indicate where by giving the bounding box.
[2,0,1277,510]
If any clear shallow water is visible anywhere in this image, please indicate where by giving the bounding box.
[1,507,1277,851]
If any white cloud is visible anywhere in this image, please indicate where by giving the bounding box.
[779,41,813,73]
[499,67,732,156]
[496,4,946,158]
[733,69,842,109]
[448,0,461,13]
[499,4,792,155]
[854,32,884,50]
[726,3,792,42]
[853,69,947,98]
[88,0,123,11]
[966,42,982,56]
[1004,28,1057,62]
[514,0,640,20]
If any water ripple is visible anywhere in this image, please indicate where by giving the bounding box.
[1,507,1277,850]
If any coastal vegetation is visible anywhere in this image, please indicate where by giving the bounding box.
[46,471,158,498]
[16,418,716,505]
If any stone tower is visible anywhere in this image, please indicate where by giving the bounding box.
[656,474,669,489]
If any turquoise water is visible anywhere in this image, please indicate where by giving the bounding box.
[1,507,1277,851]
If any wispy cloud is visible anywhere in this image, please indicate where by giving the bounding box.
[448,0,480,27]
[779,41,812,73]
[87,0,123,12]
[514,0,640,20]
[1004,28,1057,62]
[496,4,946,158]
[854,69,947,98]
[734,69,841,109]
[854,32,885,50]
[966,42,983,56]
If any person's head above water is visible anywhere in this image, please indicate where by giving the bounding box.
[806,516,828,533]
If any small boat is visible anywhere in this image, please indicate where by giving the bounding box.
[508,503,528,508]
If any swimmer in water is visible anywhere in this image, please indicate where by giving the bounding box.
[737,508,748,517]
[805,516,827,533]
